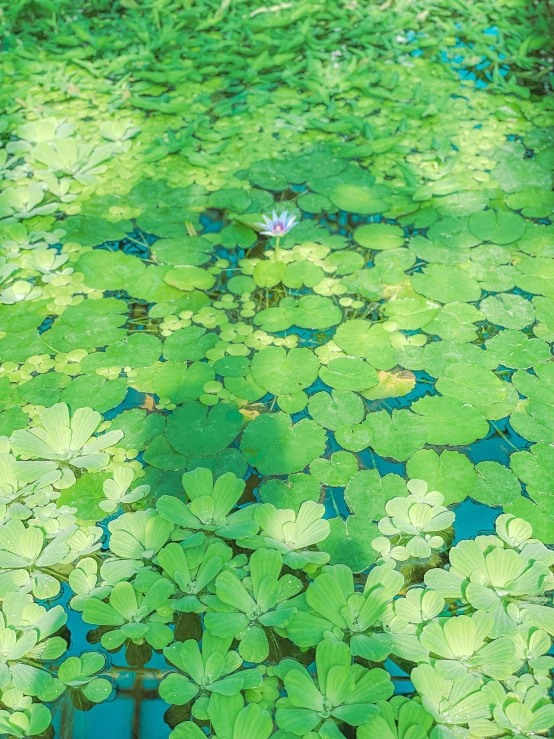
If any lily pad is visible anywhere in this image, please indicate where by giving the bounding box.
[308,390,365,430]
[436,363,507,406]
[319,357,379,392]
[363,409,427,461]
[406,449,476,505]
[412,264,481,304]
[353,223,405,250]
[251,347,319,396]
[480,294,535,329]
[240,413,326,475]
[468,209,526,245]
[165,401,243,458]
[411,396,489,446]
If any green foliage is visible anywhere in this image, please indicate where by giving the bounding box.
[0,0,553,734]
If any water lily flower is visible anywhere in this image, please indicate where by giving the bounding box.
[255,210,297,238]
[255,210,297,261]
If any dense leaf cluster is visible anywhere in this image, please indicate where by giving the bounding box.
[0,0,553,736]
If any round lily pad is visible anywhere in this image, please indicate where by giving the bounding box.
[308,390,365,430]
[468,209,526,245]
[251,346,319,396]
[412,264,481,304]
[165,401,243,458]
[319,356,379,391]
[329,184,388,214]
[353,223,405,250]
[240,412,326,475]
[436,363,507,406]
[480,294,535,330]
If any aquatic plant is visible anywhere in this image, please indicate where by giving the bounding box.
[204,548,303,662]
[275,639,394,735]
[11,404,123,475]
[372,479,454,569]
[239,500,330,570]
[159,633,263,706]
[82,577,174,651]
[0,0,553,734]
[424,516,554,637]
[286,562,403,661]
[156,467,259,540]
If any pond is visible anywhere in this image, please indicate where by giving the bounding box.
[0,1,553,738]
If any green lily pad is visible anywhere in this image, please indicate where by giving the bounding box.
[406,449,476,505]
[319,357,378,392]
[163,326,219,362]
[240,413,326,475]
[353,223,405,250]
[486,331,550,369]
[318,515,379,573]
[165,401,243,458]
[333,320,395,369]
[329,184,389,214]
[259,474,321,512]
[480,294,535,329]
[164,266,216,292]
[471,461,521,506]
[62,375,127,413]
[310,451,358,486]
[427,217,480,249]
[251,346,319,395]
[152,361,215,402]
[505,490,554,544]
[468,209,526,245]
[363,409,427,461]
[308,390,365,430]
[412,264,481,303]
[382,297,441,329]
[511,443,554,494]
[436,363,507,405]
[150,236,214,267]
[506,188,554,218]
[411,395,488,446]
[108,409,166,452]
[344,469,408,520]
[76,250,146,291]
[424,302,485,342]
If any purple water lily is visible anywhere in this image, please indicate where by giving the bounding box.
[255,210,297,238]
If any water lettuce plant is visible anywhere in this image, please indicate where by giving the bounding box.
[286,562,403,661]
[204,548,303,662]
[275,639,394,735]
[159,632,263,706]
